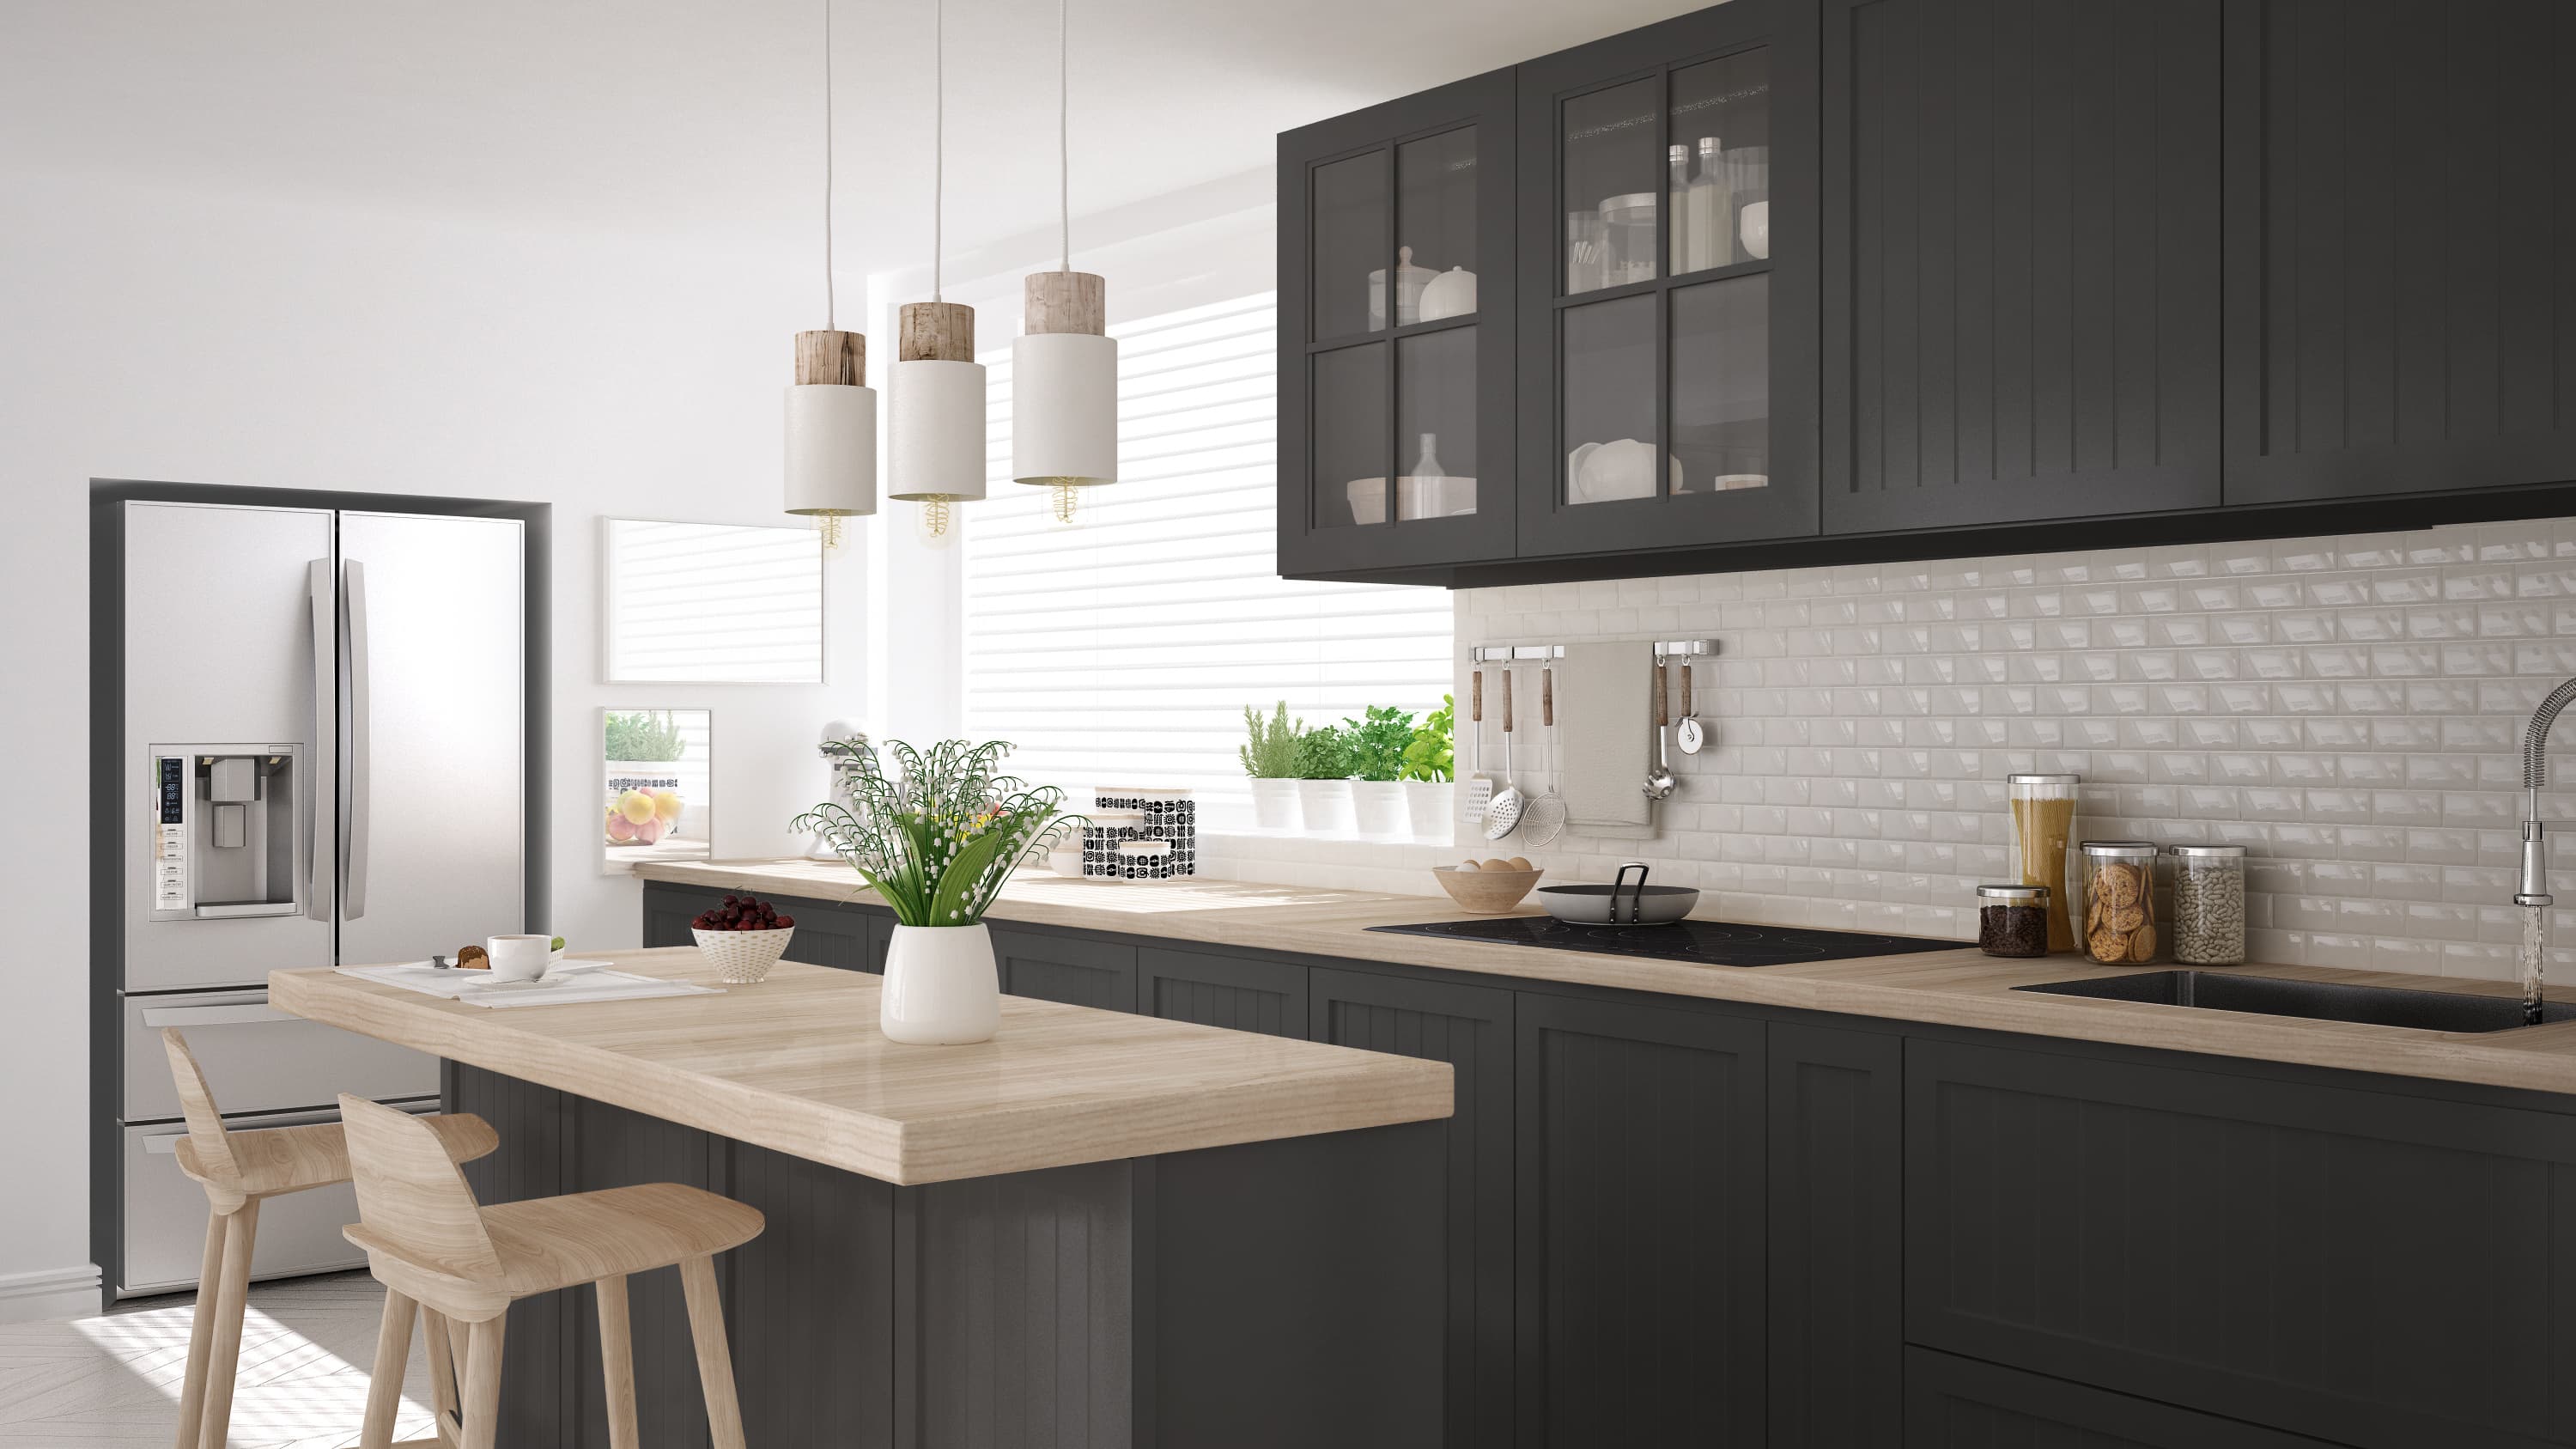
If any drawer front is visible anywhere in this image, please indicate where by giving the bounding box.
[1907,1038,2576,1449]
[993,927,1137,1012]
[119,1103,437,1295]
[1907,1349,2347,1449]
[1139,947,1307,1038]
[125,989,439,1121]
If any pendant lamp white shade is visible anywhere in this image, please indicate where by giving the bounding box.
[1011,332,1117,485]
[784,382,879,516]
[886,357,987,502]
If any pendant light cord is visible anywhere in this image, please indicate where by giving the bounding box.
[1059,0,1069,273]
[823,0,835,328]
[932,0,945,302]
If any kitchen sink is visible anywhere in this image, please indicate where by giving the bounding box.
[2014,970,2576,1033]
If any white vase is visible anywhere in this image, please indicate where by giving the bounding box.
[1249,776,1298,831]
[878,923,999,1044]
[1352,780,1408,838]
[1297,778,1357,834]
[1404,780,1455,843]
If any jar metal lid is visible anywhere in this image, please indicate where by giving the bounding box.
[2005,773,2080,785]
[2167,843,2246,858]
[1975,884,2049,900]
[2079,839,2159,859]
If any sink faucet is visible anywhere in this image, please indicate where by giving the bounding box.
[2514,678,2576,1023]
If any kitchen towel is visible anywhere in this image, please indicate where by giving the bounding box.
[1555,640,1659,839]
[337,961,720,1007]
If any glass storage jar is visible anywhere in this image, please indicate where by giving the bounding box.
[2006,773,2080,953]
[1974,884,2050,959]
[2079,840,2161,965]
[2167,844,2248,965]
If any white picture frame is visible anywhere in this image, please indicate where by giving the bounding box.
[601,517,825,684]
[601,707,714,874]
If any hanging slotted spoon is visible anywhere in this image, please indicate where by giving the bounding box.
[1485,668,1527,839]
[1522,667,1569,845]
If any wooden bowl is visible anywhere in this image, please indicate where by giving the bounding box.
[1431,866,1543,914]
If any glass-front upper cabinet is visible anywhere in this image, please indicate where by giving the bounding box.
[1280,70,1518,579]
[1518,0,1818,560]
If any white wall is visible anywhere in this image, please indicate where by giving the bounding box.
[0,168,872,1314]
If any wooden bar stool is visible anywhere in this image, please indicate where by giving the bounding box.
[159,1029,500,1449]
[336,1093,766,1449]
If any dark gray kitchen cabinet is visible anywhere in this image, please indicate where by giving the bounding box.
[990,925,1136,1012]
[1820,0,2224,533]
[1311,969,1515,1449]
[1768,1022,1903,1448]
[1279,68,1521,578]
[1516,0,1823,562]
[1512,993,1766,1446]
[2224,0,2576,507]
[1906,1349,2349,1449]
[1139,946,1308,1037]
[640,884,726,949]
[640,881,880,973]
[1907,1038,2576,1449]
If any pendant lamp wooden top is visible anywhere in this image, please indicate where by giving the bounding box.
[899,301,976,363]
[795,330,866,387]
[1023,271,1106,337]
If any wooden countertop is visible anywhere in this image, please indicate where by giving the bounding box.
[270,949,1453,1186]
[641,858,2576,1099]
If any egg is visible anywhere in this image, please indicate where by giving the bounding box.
[1480,858,1516,873]
[1507,856,1532,871]
[1455,860,1481,872]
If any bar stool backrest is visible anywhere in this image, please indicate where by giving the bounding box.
[159,1029,241,1190]
[337,1094,504,1282]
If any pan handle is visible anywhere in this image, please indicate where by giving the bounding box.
[1612,861,1649,924]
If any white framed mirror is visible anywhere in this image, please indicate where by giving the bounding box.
[602,708,713,874]
[602,518,824,683]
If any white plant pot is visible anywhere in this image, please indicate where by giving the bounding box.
[878,922,999,1044]
[1297,778,1357,835]
[1404,780,1455,843]
[1352,780,1409,838]
[1249,776,1298,831]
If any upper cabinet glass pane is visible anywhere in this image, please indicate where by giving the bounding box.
[1312,151,1388,339]
[1397,327,1478,519]
[1312,342,1390,528]
[1671,274,1771,496]
[1564,77,1662,295]
[1668,49,1771,276]
[1562,295,1659,504]
[1396,128,1479,326]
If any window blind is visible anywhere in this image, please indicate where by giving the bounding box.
[960,291,1454,826]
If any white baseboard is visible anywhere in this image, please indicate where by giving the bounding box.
[0,1263,104,1324]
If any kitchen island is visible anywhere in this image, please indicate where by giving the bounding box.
[270,950,1453,1449]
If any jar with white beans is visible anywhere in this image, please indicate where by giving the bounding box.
[2167,844,2247,966]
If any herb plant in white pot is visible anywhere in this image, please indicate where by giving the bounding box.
[1401,697,1456,842]
[1294,726,1358,834]
[793,740,1080,1044]
[1239,702,1304,831]
[1346,705,1416,838]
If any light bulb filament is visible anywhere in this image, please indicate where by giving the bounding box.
[1051,482,1079,525]
[921,496,952,537]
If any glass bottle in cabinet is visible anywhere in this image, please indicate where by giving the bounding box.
[1685,137,1732,271]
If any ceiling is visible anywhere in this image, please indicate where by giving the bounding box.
[2,0,1703,269]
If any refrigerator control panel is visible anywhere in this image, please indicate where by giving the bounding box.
[152,754,187,912]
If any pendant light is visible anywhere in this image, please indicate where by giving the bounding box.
[783,0,876,551]
[885,0,984,544]
[1011,0,1116,525]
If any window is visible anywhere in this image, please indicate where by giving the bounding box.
[961,291,1454,826]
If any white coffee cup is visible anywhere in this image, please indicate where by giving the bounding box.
[485,934,554,983]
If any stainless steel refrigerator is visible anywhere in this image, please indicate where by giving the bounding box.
[106,497,528,1297]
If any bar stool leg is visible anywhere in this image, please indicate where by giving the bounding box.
[170,1210,228,1449]
[358,1287,416,1449]
[678,1255,747,1449]
[195,1199,260,1449]
[420,1307,461,1446]
[594,1276,639,1449]
[458,1316,507,1449]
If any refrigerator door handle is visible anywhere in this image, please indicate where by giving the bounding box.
[307,558,337,922]
[137,1001,292,1028]
[342,557,372,922]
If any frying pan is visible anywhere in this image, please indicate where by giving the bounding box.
[1534,861,1700,924]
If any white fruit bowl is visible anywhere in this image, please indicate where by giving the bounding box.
[693,926,793,984]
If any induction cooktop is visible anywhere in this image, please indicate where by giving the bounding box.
[1367,915,1959,967]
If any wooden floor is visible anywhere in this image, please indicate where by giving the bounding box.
[0,1273,436,1448]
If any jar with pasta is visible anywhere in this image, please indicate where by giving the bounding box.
[2079,841,2161,965]
[2006,773,2080,952]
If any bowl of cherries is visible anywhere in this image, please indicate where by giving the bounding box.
[690,893,796,984]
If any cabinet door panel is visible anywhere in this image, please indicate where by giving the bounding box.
[1313,970,1513,1448]
[1907,1349,2348,1449]
[2223,0,2576,503]
[1768,1023,1901,1449]
[993,926,1136,1012]
[1513,993,1765,1446]
[777,898,875,974]
[1822,0,2222,532]
[1907,1038,2576,1449]
[1139,947,1307,1038]
[641,885,725,948]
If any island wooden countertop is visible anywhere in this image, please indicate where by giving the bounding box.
[641,858,2576,1099]
[270,949,1453,1186]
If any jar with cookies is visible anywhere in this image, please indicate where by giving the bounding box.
[2079,840,2161,965]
